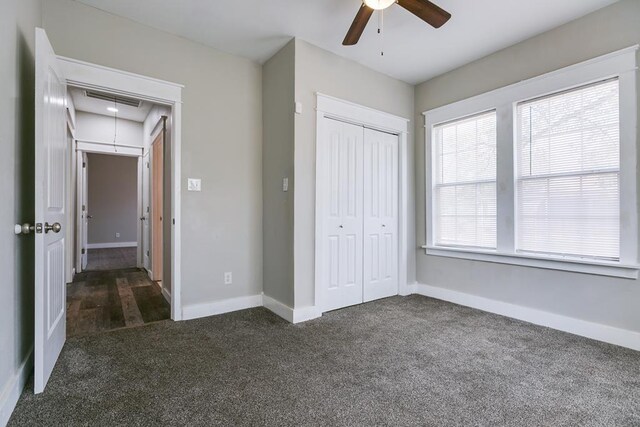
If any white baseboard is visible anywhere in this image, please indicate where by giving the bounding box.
[182,294,263,321]
[292,305,322,323]
[400,282,417,296]
[262,295,294,322]
[413,283,640,352]
[87,242,137,249]
[0,347,33,427]
[161,286,171,305]
[262,295,322,324]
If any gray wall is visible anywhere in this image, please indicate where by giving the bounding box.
[262,40,295,307]
[87,153,138,245]
[293,39,415,308]
[0,0,40,419]
[414,0,640,333]
[42,0,263,306]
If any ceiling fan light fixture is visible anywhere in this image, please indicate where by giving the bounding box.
[363,0,395,10]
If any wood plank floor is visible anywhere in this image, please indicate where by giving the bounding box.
[67,268,170,337]
[86,247,137,271]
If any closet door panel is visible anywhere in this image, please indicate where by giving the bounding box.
[363,128,398,302]
[320,118,364,312]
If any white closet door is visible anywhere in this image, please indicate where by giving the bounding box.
[319,118,364,312]
[363,128,398,302]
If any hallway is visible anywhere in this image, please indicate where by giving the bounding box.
[67,268,170,337]
[85,247,137,271]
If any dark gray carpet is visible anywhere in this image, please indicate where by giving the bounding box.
[9,296,640,426]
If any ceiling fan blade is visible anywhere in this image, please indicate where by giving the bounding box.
[343,4,375,46]
[397,0,451,28]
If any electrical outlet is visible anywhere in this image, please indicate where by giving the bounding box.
[224,272,232,285]
[282,177,289,192]
[115,232,120,238]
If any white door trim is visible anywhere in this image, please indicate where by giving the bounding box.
[315,94,410,313]
[59,56,184,321]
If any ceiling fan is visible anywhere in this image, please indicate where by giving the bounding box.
[343,0,451,46]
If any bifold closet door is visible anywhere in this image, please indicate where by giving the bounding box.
[363,128,399,302]
[319,118,364,312]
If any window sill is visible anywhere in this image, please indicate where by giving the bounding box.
[422,246,639,279]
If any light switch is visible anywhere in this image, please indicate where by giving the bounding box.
[282,177,289,192]
[295,102,302,114]
[187,178,201,192]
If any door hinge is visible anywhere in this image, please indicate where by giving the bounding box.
[146,206,150,213]
[82,204,86,212]
[146,162,150,168]
[172,218,175,225]
[82,162,86,168]
[146,250,149,256]
[81,248,86,255]
[35,223,43,234]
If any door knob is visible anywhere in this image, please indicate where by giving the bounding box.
[14,223,35,235]
[44,222,61,233]
[140,217,146,221]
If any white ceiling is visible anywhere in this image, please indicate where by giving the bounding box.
[69,87,153,122]
[75,0,618,84]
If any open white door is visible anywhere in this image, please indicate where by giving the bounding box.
[81,152,88,270]
[75,151,88,272]
[34,28,67,393]
[142,151,151,271]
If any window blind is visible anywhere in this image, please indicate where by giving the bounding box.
[434,111,497,249]
[516,79,620,259]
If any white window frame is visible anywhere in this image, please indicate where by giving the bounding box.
[423,46,639,279]
[432,110,498,250]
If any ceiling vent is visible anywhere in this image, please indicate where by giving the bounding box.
[84,90,141,108]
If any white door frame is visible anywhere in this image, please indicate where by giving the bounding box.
[74,141,144,273]
[58,56,184,321]
[314,93,410,313]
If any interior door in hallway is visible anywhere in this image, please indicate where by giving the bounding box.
[363,128,398,302]
[142,151,150,271]
[318,118,364,312]
[151,131,163,282]
[80,151,88,271]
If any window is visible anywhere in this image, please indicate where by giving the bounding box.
[516,80,620,260]
[424,46,638,278]
[433,112,496,249]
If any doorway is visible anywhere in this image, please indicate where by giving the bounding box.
[84,152,139,271]
[66,88,171,337]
